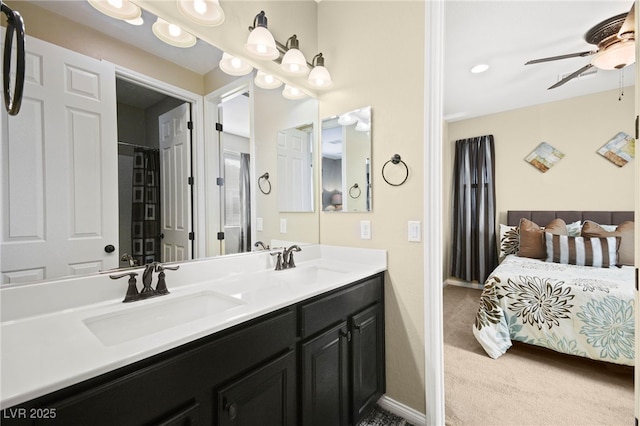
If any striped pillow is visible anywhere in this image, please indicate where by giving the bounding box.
[544,232,620,268]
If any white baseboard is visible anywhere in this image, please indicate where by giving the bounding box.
[444,277,484,290]
[377,395,426,426]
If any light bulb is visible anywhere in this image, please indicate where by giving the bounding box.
[193,0,207,15]
[231,57,242,69]
[256,44,267,54]
[108,0,123,8]
[168,24,182,37]
[265,75,274,83]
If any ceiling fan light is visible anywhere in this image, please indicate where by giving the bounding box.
[282,85,307,100]
[591,41,635,70]
[255,71,283,89]
[219,53,253,76]
[152,18,197,48]
[177,0,225,27]
[88,0,141,20]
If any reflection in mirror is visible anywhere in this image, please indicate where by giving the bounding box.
[278,124,314,212]
[321,107,372,212]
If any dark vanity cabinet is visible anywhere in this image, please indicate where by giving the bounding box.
[299,275,385,426]
[1,273,384,426]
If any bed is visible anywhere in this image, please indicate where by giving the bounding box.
[473,210,635,366]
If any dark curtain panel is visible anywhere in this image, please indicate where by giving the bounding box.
[131,148,161,266]
[451,135,498,283]
[239,153,251,252]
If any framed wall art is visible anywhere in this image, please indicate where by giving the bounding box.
[524,142,564,173]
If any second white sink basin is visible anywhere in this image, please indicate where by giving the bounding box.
[83,291,245,346]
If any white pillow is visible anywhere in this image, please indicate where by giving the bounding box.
[567,220,582,237]
[498,224,519,262]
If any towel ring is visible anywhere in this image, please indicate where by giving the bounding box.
[382,154,409,186]
[258,172,271,195]
[349,183,361,199]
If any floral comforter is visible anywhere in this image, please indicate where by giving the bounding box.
[473,255,635,366]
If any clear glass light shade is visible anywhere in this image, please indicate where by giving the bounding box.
[308,65,333,88]
[152,18,196,48]
[282,85,307,100]
[219,53,253,76]
[281,49,309,76]
[88,0,141,20]
[254,71,283,89]
[591,42,636,70]
[177,0,225,27]
[244,27,279,60]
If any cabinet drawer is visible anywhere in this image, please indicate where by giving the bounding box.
[299,274,382,339]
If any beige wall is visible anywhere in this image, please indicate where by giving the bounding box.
[318,1,426,413]
[445,88,635,278]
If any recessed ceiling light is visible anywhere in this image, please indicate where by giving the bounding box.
[470,64,489,74]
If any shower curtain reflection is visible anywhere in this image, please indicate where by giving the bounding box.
[223,151,251,254]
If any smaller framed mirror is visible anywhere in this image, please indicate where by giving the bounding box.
[321,106,372,212]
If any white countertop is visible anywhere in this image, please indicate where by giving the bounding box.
[0,245,386,410]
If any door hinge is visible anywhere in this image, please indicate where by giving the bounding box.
[188,232,195,241]
[217,232,224,240]
[188,176,194,185]
[216,122,223,132]
[636,268,638,291]
[187,121,193,130]
[217,177,224,186]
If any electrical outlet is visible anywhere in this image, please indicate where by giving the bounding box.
[256,217,263,232]
[408,221,421,242]
[280,218,287,234]
[360,220,371,240]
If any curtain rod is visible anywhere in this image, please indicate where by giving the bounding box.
[118,141,159,151]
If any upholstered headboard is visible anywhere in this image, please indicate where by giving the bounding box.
[507,211,634,226]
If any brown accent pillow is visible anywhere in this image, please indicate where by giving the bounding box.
[581,220,634,266]
[518,218,567,259]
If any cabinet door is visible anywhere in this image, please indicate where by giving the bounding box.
[351,303,385,424]
[300,322,350,426]
[217,350,296,426]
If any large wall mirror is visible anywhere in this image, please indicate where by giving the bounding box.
[321,106,372,212]
[0,1,320,285]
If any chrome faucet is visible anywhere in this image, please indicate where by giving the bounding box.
[282,245,302,269]
[110,262,179,303]
[120,253,138,267]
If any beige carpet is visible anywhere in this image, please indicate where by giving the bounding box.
[444,285,635,426]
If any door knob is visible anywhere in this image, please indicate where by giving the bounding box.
[104,244,115,253]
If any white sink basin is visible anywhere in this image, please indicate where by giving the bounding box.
[83,291,245,346]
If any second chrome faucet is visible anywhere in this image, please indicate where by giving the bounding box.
[270,245,302,271]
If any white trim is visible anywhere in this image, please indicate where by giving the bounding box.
[378,395,427,426]
[424,1,446,425]
[444,277,484,290]
[113,65,206,259]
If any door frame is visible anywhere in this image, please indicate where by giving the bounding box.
[114,66,205,259]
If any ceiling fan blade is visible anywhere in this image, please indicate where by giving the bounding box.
[547,63,594,89]
[617,3,635,39]
[525,51,596,65]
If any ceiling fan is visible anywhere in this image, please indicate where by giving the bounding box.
[525,3,636,90]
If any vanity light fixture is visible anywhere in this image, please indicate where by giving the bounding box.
[245,11,279,60]
[337,113,357,126]
[87,0,141,21]
[177,0,225,27]
[125,16,144,26]
[152,17,196,48]
[282,85,307,100]
[255,70,283,89]
[281,35,309,76]
[219,53,253,76]
[308,53,333,88]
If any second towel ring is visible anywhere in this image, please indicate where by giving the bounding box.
[349,183,361,199]
[382,154,409,186]
[258,172,271,195]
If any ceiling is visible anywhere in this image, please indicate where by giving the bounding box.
[28,1,637,120]
[444,1,636,121]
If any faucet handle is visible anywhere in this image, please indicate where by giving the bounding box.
[270,251,284,271]
[154,264,179,295]
[110,272,139,303]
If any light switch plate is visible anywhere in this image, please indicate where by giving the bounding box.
[408,220,421,242]
[256,217,263,232]
[360,220,371,240]
[280,218,287,234]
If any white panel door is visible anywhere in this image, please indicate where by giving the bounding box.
[159,103,191,262]
[0,35,118,284]
[277,128,311,212]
